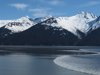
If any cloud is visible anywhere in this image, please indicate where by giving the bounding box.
[10,3,28,10]
[40,0,64,6]
[49,0,63,5]
[29,8,52,17]
[81,1,100,7]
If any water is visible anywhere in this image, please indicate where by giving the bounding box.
[0,46,99,75]
[54,49,100,75]
[0,53,90,75]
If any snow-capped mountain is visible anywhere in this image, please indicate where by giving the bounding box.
[40,12,97,38]
[0,11,100,45]
[0,16,53,34]
[4,17,34,33]
[0,12,98,35]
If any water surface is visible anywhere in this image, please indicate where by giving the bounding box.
[0,52,91,75]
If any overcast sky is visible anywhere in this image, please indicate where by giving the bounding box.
[0,0,100,19]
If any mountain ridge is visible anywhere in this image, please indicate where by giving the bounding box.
[0,11,100,45]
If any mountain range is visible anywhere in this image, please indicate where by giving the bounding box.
[0,12,100,46]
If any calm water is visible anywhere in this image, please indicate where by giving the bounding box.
[0,52,91,75]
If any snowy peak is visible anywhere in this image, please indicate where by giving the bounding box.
[37,12,99,38]
[0,16,35,33]
[34,16,53,24]
[17,16,32,23]
[16,16,34,25]
[79,11,97,19]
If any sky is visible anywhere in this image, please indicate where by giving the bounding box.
[0,0,100,19]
